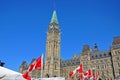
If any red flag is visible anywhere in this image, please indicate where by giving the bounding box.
[69,71,74,77]
[28,62,35,72]
[93,72,98,79]
[25,58,36,73]
[22,54,43,80]
[80,69,92,79]
[88,69,92,78]
[80,73,88,80]
[76,64,83,73]
[22,71,31,80]
[69,64,83,77]
[80,74,83,79]
[34,55,43,69]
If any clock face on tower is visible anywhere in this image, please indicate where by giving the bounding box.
[54,26,59,29]
[49,25,59,30]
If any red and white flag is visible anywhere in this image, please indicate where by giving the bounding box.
[93,72,98,79]
[76,64,83,73]
[22,71,31,80]
[87,69,92,78]
[22,54,43,80]
[33,54,43,70]
[69,64,83,77]
[22,61,36,80]
[28,61,36,72]
[80,69,92,80]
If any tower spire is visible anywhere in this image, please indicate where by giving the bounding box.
[50,10,59,24]
[44,9,60,77]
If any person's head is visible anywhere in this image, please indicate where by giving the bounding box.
[0,61,5,67]
[84,78,88,80]
[46,74,49,78]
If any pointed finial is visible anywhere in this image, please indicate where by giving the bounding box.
[94,43,97,48]
[94,43,99,53]
[50,10,59,24]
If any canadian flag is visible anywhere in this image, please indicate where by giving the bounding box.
[88,71,99,79]
[80,69,92,80]
[33,55,43,70]
[22,71,31,80]
[69,64,83,77]
[93,72,98,79]
[76,64,83,73]
[28,61,36,72]
[87,69,92,78]
[22,54,43,80]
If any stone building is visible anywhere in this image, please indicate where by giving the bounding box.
[19,10,120,80]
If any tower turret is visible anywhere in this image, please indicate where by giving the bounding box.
[94,43,99,53]
[44,10,60,77]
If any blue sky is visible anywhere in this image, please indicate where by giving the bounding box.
[0,0,120,72]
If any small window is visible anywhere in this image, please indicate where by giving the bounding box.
[96,65,99,69]
[115,51,118,54]
[106,71,109,76]
[116,57,119,60]
[102,65,104,69]
[48,64,50,70]
[96,60,98,63]
[96,55,98,57]
[104,59,108,62]
[109,52,111,56]
[118,51,120,54]
[91,61,94,63]
[100,60,103,62]
[55,64,57,70]
[118,63,120,67]
[119,69,120,75]
[104,54,106,56]
[73,63,74,65]
[92,56,94,58]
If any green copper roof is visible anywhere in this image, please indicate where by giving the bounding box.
[50,10,59,24]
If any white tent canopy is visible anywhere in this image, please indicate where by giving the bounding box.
[0,66,20,75]
[0,66,25,80]
[0,66,65,80]
[33,77,65,80]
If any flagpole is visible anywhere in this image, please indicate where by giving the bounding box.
[41,54,43,78]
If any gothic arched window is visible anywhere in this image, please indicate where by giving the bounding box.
[48,62,50,70]
[55,63,57,70]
